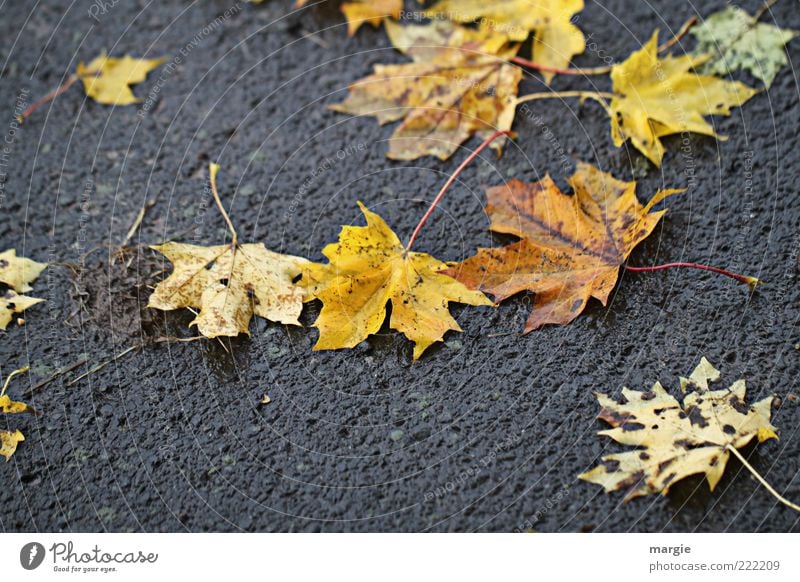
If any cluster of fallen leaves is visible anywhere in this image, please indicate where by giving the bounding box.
[7,1,797,512]
[325,2,794,166]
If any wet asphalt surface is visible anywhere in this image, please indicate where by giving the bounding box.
[0,0,799,532]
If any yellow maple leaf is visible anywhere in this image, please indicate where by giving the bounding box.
[77,52,165,105]
[0,249,47,330]
[148,164,308,338]
[330,20,522,160]
[301,201,492,359]
[609,31,757,166]
[429,0,585,84]
[579,358,778,500]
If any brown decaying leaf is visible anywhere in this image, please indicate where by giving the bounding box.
[330,20,522,161]
[444,163,683,332]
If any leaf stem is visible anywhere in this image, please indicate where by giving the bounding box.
[657,16,699,53]
[754,0,780,22]
[726,444,800,513]
[514,90,615,118]
[1,366,29,397]
[510,56,611,76]
[405,130,512,252]
[208,163,238,246]
[624,262,761,289]
[18,74,79,123]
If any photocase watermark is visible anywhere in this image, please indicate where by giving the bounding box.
[285,141,367,221]
[513,484,572,532]
[138,3,242,116]
[397,9,527,39]
[19,540,158,574]
[518,103,571,177]
[87,0,121,21]
[20,542,46,570]
[0,88,30,211]
[423,432,523,502]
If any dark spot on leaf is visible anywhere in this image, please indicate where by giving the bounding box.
[687,406,709,428]
[622,422,646,432]
[641,391,656,401]
[639,452,650,460]
[722,424,736,435]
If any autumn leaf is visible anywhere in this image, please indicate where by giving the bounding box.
[609,30,757,166]
[148,164,308,338]
[77,52,165,105]
[300,201,492,359]
[330,20,522,160]
[0,430,24,461]
[1,366,34,461]
[444,163,682,333]
[342,0,402,36]
[429,0,585,84]
[579,358,778,500]
[0,249,47,330]
[691,6,797,88]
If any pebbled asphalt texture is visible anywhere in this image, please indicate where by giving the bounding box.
[1,0,799,532]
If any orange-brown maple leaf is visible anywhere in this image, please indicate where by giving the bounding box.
[443,163,682,332]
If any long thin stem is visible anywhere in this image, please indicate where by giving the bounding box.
[624,262,761,289]
[657,16,699,52]
[208,163,238,246]
[726,444,800,513]
[510,56,611,77]
[18,74,79,123]
[754,0,780,21]
[405,130,511,252]
[515,90,615,118]
[1,366,29,397]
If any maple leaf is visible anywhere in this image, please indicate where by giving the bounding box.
[609,30,757,166]
[147,165,308,338]
[429,0,585,84]
[330,20,522,161]
[300,201,492,359]
[691,6,797,88]
[0,249,47,330]
[579,358,778,500]
[443,163,682,333]
[77,52,165,105]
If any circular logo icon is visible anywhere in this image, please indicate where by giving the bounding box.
[20,542,45,570]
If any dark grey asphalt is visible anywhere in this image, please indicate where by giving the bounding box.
[1,0,799,532]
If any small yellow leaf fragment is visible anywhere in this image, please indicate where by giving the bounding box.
[0,430,24,461]
[301,202,492,359]
[76,52,166,105]
[0,249,47,330]
[0,394,35,415]
[341,0,402,36]
[260,394,272,405]
[579,359,778,500]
